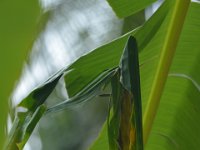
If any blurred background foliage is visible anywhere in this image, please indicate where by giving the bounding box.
[0,0,41,149]
[7,0,161,150]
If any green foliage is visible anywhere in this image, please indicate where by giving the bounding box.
[5,0,200,149]
[7,36,144,149]
[143,0,190,143]
[106,0,156,18]
[89,123,109,150]
[146,2,200,149]
[47,68,117,113]
[99,37,143,150]
[64,0,169,98]
[0,0,41,149]
[5,74,62,150]
[7,105,46,150]
[65,1,200,149]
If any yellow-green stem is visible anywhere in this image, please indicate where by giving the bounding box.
[143,0,190,145]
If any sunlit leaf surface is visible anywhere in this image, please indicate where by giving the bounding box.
[7,0,200,149]
[66,0,200,149]
[106,0,156,18]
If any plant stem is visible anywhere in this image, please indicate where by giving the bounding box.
[143,0,190,145]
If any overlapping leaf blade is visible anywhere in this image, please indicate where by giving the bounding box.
[87,1,200,149]
[64,0,170,98]
[86,1,171,149]
[5,74,62,150]
[46,68,117,113]
[106,0,156,18]
[119,37,143,149]
[7,0,200,149]
[146,2,200,149]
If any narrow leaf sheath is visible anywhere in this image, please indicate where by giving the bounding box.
[120,36,143,150]
[108,71,121,150]
[108,36,143,150]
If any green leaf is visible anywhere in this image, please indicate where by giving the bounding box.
[0,1,41,148]
[107,72,121,150]
[86,1,200,149]
[105,36,143,150]
[106,0,156,18]
[66,2,170,149]
[143,0,190,143]
[64,0,170,98]
[119,36,143,149]
[18,73,63,110]
[46,68,117,113]
[5,105,46,150]
[8,0,200,149]
[145,2,200,149]
[5,74,62,150]
[17,105,46,149]
[89,123,110,150]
